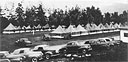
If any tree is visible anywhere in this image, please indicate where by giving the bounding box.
[15,3,25,27]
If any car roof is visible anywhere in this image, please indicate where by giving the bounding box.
[35,44,48,48]
[67,41,81,45]
[15,48,31,51]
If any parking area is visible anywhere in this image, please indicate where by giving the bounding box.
[0,31,128,62]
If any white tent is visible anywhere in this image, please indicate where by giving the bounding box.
[4,23,16,30]
[51,25,66,34]
[76,24,88,35]
[66,25,77,33]
[43,24,50,28]
[26,25,31,29]
[15,26,21,30]
[3,23,17,34]
[109,22,114,29]
[114,23,119,28]
[76,24,87,32]
[91,23,98,30]
[36,24,41,28]
[85,23,92,30]
[104,23,110,29]
[98,23,106,30]
[22,26,26,29]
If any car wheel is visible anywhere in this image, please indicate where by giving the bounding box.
[45,54,51,59]
[31,57,38,62]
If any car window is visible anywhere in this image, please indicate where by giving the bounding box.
[106,39,110,41]
[19,50,24,54]
[37,47,44,50]
[67,42,72,45]
[85,41,90,44]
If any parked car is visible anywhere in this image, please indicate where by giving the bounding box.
[5,48,44,62]
[102,38,123,45]
[15,38,32,47]
[0,51,10,62]
[32,45,59,59]
[59,41,92,57]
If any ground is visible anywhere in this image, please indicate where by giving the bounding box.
[0,31,128,62]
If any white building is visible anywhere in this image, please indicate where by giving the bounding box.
[120,28,128,43]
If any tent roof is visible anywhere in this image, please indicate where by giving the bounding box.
[16,26,21,29]
[76,24,87,32]
[98,23,106,29]
[36,24,41,28]
[26,25,31,29]
[66,25,77,33]
[22,26,27,29]
[4,23,16,30]
[85,23,92,30]
[51,25,66,33]
[91,23,98,30]
[104,23,110,28]
[43,24,49,28]
[109,23,114,28]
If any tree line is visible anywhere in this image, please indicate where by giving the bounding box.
[0,3,128,33]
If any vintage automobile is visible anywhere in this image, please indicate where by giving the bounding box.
[0,51,10,62]
[101,38,123,45]
[15,38,32,47]
[32,45,58,59]
[59,41,92,57]
[5,48,44,62]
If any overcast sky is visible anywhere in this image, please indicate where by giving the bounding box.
[0,0,128,14]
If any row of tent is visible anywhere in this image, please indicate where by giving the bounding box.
[52,23,123,34]
[4,23,123,31]
[3,22,127,34]
[4,24,50,31]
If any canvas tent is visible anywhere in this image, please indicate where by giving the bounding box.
[3,23,16,34]
[36,24,41,28]
[4,23,16,30]
[113,23,121,28]
[43,24,50,28]
[97,23,106,30]
[51,25,66,38]
[66,25,77,33]
[109,22,115,29]
[22,26,26,29]
[104,23,110,29]
[76,24,88,35]
[51,25,66,34]
[76,24,87,32]
[26,25,31,29]
[85,23,92,30]
[90,23,98,30]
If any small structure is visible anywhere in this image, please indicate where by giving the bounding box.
[120,28,128,43]
[3,23,16,34]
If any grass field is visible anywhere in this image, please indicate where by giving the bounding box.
[0,31,128,62]
[0,31,119,51]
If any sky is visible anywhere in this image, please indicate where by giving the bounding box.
[0,0,128,14]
